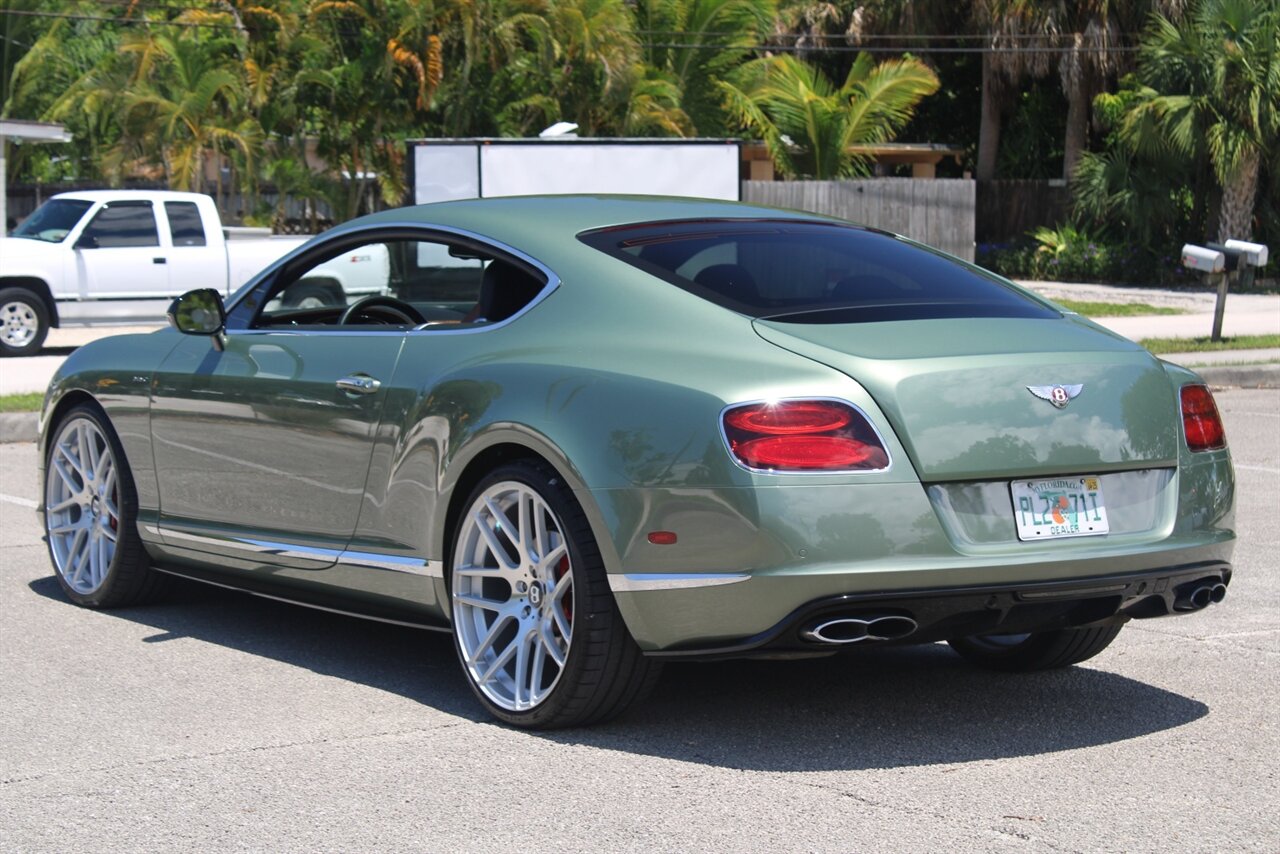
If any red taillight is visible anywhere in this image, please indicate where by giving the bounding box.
[724,401,852,434]
[722,400,889,472]
[1180,384,1226,452]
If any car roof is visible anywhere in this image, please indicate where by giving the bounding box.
[341,195,846,254]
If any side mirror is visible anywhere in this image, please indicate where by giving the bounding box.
[168,288,227,350]
[75,233,99,250]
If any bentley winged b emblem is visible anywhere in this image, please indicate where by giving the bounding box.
[1027,384,1084,409]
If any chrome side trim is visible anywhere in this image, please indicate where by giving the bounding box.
[159,528,442,576]
[608,572,751,593]
[162,528,342,563]
[335,551,441,578]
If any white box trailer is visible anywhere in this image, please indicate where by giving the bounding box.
[407,138,742,205]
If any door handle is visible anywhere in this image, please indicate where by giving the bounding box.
[336,375,381,395]
[153,257,167,264]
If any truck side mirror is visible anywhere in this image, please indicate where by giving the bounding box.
[75,233,98,250]
[168,288,227,351]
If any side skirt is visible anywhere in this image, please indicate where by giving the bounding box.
[151,564,453,633]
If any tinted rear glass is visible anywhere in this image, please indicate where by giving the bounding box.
[164,201,207,246]
[579,220,1058,323]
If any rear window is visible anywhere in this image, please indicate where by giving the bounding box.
[578,220,1058,323]
[165,201,207,246]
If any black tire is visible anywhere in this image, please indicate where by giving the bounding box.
[448,460,661,728]
[43,403,166,608]
[948,623,1124,672]
[282,278,342,309]
[0,287,50,357]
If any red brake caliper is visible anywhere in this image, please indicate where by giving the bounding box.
[555,555,572,629]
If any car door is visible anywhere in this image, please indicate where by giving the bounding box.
[73,200,171,297]
[149,237,407,569]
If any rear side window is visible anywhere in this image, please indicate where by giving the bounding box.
[81,202,160,248]
[165,202,207,246]
[579,220,1058,323]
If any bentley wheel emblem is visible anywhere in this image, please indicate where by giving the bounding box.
[1028,384,1084,409]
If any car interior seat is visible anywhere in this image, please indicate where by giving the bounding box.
[469,260,545,323]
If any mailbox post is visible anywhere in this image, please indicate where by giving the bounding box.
[1181,240,1269,342]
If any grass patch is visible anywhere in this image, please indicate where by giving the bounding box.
[1056,299,1186,317]
[1140,334,1280,354]
[0,392,44,413]
[1182,358,1280,368]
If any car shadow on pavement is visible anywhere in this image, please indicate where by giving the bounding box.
[29,574,1207,771]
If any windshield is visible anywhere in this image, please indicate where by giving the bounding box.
[11,199,94,243]
[579,219,1058,324]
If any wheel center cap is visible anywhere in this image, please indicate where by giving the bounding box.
[90,496,102,517]
[528,581,544,607]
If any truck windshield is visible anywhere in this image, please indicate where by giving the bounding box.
[11,199,94,243]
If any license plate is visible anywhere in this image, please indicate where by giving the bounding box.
[1011,476,1109,541]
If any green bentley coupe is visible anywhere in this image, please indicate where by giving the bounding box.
[38,196,1235,728]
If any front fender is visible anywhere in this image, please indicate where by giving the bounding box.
[39,329,185,525]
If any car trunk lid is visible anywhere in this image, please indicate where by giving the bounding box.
[753,315,1179,481]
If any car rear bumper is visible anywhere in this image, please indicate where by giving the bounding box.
[610,533,1235,653]
[633,560,1231,659]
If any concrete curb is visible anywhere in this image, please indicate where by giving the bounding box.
[1195,363,1280,389]
[0,413,38,444]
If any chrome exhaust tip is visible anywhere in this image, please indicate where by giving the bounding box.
[801,614,918,645]
[1174,581,1220,612]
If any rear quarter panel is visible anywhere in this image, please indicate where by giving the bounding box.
[350,252,914,577]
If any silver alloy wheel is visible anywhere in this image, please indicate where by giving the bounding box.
[452,481,575,712]
[45,417,120,594]
[1,300,38,347]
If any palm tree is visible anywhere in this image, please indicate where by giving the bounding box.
[1122,0,1279,240]
[112,32,257,198]
[634,0,776,135]
[720,52,939,178]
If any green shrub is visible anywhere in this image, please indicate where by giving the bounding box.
[976,227,1201,286]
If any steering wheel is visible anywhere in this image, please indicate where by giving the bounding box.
[338,295,427,326]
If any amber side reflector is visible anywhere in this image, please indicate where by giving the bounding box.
[1180,384,1226,452]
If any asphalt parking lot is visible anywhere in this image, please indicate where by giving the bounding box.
[1,389,1276,852]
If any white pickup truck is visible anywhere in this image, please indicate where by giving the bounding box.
[0,190,386,356]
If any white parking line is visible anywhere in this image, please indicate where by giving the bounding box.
[0,493,38,510]
[1235,464,1280,474]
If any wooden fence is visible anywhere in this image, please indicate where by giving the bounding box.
[742,178,975,261]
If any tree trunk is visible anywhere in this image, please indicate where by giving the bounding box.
[1062,86,1089,182]
[1217,148,1260,242]
[976,56,1002,182]
[215,151,224,220]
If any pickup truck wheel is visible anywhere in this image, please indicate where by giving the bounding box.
[283,280,341,309]
[0,287,50,357]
